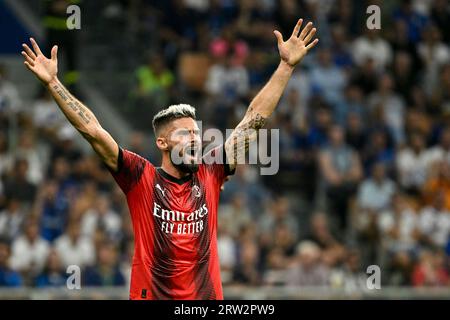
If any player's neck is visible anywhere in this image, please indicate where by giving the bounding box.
[161,157,190,180]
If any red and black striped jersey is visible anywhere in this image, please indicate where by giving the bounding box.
[109,146,234,300]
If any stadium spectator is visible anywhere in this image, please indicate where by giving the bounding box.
[411,249,449,287]
[396,132,429,194]
[54,220,95,268]
[417,191,450,248]
[0,238,22,287]
[422,160,450,211]
[329,249,367,292]
[309,47,347,106]
[0,64,22,114]
[83,242,125,287]
[133,53,175,106]
[34,249,67,287]
[352,29,393,71]
[80,194,122,242]
[0,197,25,241]
[286,241,329,287]
[10,219,50,284]
[31,89,65,135]
[377,193,419,255]
[2,158,36,207]
[357,162,396,213]
[217,218,236,284]
[233,233,261,286]
[417,25,450,95]
[219,194,251,238]
[205,50,250,102]
[319,125,362,230]
[367,73,406,145]
[259,196,299,241]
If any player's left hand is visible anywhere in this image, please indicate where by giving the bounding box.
[274,19,319,68]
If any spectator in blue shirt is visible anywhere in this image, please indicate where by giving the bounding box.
[34,249,67,287]
[83,242,125,287]
[0,238,22,287]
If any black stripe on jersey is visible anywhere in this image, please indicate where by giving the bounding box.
[150,173,177,299]
[193,178,216,300]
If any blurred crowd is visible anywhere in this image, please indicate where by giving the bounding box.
[1,0,450,292]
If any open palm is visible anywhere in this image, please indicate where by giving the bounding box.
[274,19,318,67]
[21,38,58,84]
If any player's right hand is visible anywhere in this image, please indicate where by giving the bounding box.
[21,38,58,85]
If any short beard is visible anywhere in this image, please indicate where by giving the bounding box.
[174,162,199,174]
[168,146,200,174]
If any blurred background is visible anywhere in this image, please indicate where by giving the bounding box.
[0,0,450,299]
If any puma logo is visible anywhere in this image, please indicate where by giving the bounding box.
[156,184,166,197]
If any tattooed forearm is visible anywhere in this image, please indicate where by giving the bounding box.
[227,111,267,164]
[225,61,294,169]
[47,78,100,136]
[54,85,69,101]
[43,77,118,171]
[243,110,267,130]
[50,82,92,125]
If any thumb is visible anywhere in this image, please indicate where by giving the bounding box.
[274,30,283,45]
[51,45,58,61]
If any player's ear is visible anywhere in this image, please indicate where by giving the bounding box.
[156,136,168,151]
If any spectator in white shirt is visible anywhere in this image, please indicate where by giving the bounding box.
[310,47,347,106]
[417,191,450,248]
[424,127,450,171]
[0,65,22,113]
[10,220,50,277]
[396,132,429,193]
[418,25,450,95]
[14,131,44,185]
[378,193,419,254]
[81,195,122,241]
[54,220,95,268]
[217,218,236,284]
[352,29,393,71]
[0,197,25,241]
[357,162,396,213]
[367,73,406,144]
[31,89,65,133]
[205,51,249,100]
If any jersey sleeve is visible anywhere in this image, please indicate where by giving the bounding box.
[108,147,148,194]
[201,144,235,185]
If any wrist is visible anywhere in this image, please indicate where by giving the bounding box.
[279,60,295,73]
[46,76,59,88]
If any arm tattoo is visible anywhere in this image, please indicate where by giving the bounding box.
[52,84,91,125]
[228,109,267,164]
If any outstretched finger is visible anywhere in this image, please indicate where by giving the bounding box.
[274,30,283,46]
[22,43,36,60]
[30,38,43,56]
[299,22,313,41]
[51,45,58,61]
[24,61,36,72]
[303,27,317,44]
[306,38,319,51]
[292,18,303,38]
[21,51,35,66]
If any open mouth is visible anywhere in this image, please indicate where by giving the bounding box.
[183,144,200,163]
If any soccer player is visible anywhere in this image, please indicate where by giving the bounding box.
[21,19,318,300]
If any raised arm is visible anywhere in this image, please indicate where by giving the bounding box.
[21,38,119,171]
[225,19,318,170]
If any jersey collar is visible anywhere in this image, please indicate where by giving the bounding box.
[156,167,193,185]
